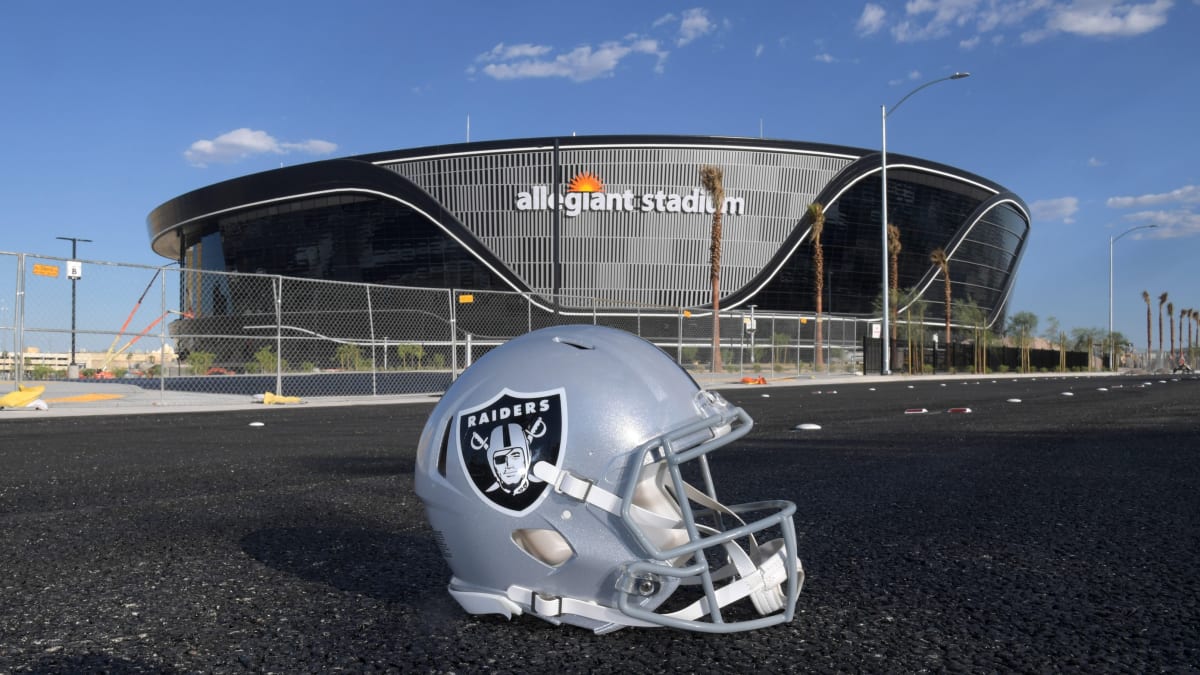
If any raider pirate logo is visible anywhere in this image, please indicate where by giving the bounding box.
[457,388,565,513]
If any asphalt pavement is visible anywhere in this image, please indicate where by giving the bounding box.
[1,371,1198,672]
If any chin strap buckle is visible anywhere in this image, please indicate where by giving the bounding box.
[532,593,564,617]
[555,471,594,502]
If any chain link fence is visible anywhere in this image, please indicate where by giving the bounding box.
[0,251,885,398]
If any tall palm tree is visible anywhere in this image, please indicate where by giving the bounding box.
[887,223,902,345]
[1191,308,1198,361]
[700,165,724,373]
[930,248,951,364]
[1158,292,1168,368]
[1178,305,1187,361]
[1169,301,1176,360]
[1143,290,1152,367]
[1187,308,1196,363]
[809,202,826,370]
[1193,308,1199,362]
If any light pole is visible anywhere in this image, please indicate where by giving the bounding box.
[56,236,92,376]
[1108,224,1157,370]
[880,71,969,375]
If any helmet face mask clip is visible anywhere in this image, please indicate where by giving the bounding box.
[415,325,804,634]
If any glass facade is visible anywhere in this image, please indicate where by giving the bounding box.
[752,167,1027,324]
[179,194,506,318]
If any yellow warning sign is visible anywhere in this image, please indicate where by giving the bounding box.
[33,264,60,278]
[458,294,474,304]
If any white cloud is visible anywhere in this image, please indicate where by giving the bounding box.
[476,43,554,62]
[1109,184,1200,239]
[857,3,888,35]
[469,11,727,82]
[755,43,764,57]
[1031,196,1079,223]
[184,128,337,167]
[1088,156,1105,167]
[859,0,1175,45]
[888,70,922,86]
[476,38,667,81]
[677,8,715,46]
[814,52,837,63]
[1107,185,1200,208]
[1046,0,1172,38]
[1123,209,1200,238]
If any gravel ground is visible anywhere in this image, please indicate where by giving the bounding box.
[1,374,1197,673]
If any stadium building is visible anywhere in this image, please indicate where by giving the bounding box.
[147,134,1029,342]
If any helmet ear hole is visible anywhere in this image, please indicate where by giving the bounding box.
[512,528,574,567]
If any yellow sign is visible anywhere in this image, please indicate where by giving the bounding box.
[458,294,474,304]
[683,310,692,318]
[800,318,808,324]
[33,264,60,278]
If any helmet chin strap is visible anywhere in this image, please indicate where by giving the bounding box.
[527,461,803,631]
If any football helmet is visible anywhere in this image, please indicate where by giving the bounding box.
[414,325,803,633]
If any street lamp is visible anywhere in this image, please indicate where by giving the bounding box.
[1108,224,1158,370]
[56,236,92,377]
[880,71,970,375]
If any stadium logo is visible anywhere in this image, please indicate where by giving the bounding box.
[515,171,745,218]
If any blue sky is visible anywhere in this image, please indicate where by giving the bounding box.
[2,0,1198,347]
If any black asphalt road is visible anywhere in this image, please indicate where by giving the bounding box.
[1,375,1198,673]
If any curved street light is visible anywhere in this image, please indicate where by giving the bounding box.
[1108,223,1158,370]
[880,72,970,375]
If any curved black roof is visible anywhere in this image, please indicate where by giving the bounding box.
[147,134,1020,260]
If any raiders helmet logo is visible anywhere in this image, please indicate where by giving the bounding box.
[456,388,566,513]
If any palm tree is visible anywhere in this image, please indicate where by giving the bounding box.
[1169,301,1176,360]
[700,165,725,373]
[930,248,951,368]
[809,202,826,370]
[887,223,902,346]
[1158,292,1168,368]
[1178,305,1187,361]
[1143,290,1151,367]
[1191,309,1198,362]
[1186,308,1196,364]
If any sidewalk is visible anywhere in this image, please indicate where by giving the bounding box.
[0,381,442,419]
[0,369,1132,419]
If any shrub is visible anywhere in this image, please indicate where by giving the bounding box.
[187,351,216,375]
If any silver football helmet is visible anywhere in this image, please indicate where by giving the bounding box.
[414,325,803,633]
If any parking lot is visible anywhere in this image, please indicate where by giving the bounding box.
[1,374,1197,672]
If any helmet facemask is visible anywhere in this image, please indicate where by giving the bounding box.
[612,390,804,632]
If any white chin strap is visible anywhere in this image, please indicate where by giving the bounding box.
[509,461,803,630]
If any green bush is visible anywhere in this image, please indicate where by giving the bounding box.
[187,351,216,375]
[249,347,286,374]
[30,365,55,379]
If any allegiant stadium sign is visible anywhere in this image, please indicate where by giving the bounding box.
[515,171,745,218]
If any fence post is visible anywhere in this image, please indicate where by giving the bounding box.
[14,253,25,383]
[449,289,458,381]
[159,266,167,398]
[677,309,683,365]
[274,276,283,396]
[796,316,801,377]
[366,285,377,396]
[466,333,473,369]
